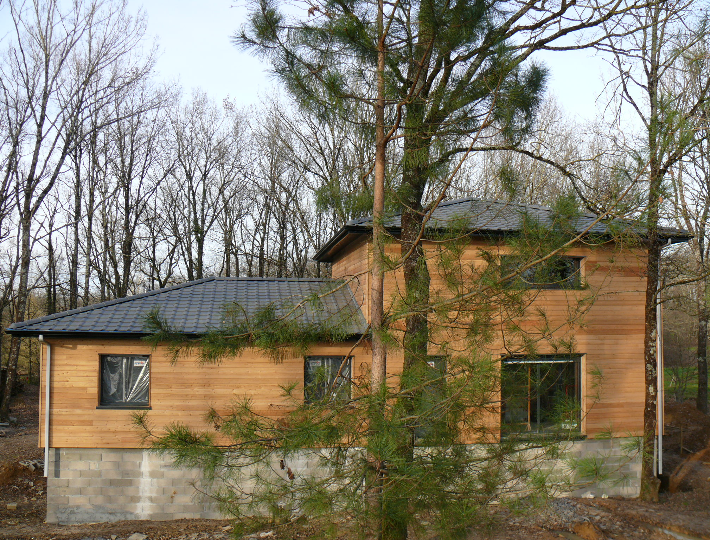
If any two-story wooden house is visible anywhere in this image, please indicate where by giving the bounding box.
[6,198,690,523]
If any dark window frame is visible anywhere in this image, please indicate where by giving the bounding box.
[97,354,151,410]
[501,255,583,290]
[304,356,352,404]
[500,355,581,437]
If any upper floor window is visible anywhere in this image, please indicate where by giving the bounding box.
[501,255,582,290]
[99,354,150,408]
[304,356,351,403]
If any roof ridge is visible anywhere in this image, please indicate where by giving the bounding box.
[7,277,218,330]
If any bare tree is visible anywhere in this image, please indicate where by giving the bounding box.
[670,34,710,414]
[98,82,173,298]
[164,91,246,281]
[600,0,710,500]
[0,0,155,421]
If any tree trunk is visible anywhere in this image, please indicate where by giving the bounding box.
[697,280,708,414]
[368,1,390,535]
[641,235,661,501]
[69,150,82,310]
[0,206,32,422]
[639,4,662,502]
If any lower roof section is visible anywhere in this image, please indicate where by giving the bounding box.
[6,277,367,338]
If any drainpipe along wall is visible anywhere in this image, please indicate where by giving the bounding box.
[38,335,50,477]
[656,238,672,476]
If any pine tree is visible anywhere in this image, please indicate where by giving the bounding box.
[136,0,656,537]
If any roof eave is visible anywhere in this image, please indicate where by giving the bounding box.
[659,231,694,244]
[3,330,161,339]
[313,225,372,262]
[6,328,368,340]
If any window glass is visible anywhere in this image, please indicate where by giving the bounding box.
[501,356,580,436]
[100,355,150,407]
[501,256,582,289]
[304,356,351,403]
[414,356,447,442]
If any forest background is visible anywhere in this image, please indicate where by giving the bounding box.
[1,0,710,489]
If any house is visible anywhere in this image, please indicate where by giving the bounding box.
[6,198,690,524]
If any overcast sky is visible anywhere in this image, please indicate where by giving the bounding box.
[0,0,618,124]
[130,0,616,124]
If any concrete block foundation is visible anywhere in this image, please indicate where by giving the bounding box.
[47,448,222,524]
[47,439,641,524]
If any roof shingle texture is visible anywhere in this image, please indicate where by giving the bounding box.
[7,277,367,337]
[347,198,689,238]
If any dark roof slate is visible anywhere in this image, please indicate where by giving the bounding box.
[6,277,367,337]
[314,198,691,261]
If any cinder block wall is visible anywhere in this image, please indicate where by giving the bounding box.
[560,438,641,498]
[47,440,641,524]
[47,448,223,524]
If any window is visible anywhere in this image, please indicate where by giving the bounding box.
[501,256,582,289]
[304,356,351,403]
[501,356,580,436]
[414,356,447,442]
[99,355,150,408]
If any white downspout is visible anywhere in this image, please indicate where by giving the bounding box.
[38,335,50,477]
[656,238,671,476]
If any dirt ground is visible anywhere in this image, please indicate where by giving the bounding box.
[1,386,709,540]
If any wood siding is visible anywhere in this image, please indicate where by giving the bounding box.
[331,237,648,438]
[39,236,647,448]
[39,341,368,448]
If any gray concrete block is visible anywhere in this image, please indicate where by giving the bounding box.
[117,469,141,479]
[66,496,92,505]
[58,470,82,479]
[78,486,104,496]
[64,478,94,488]
[66,460,91,471]
[111,461,141,471]
[148,512,177,521]
[48,478,71,488]
[100,451,125,462]
[97,461,122,471]
[109,478,138,488]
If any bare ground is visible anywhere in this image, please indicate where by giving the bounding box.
[1,387,709,540]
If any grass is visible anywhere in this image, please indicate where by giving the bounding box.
[664,366,710,401]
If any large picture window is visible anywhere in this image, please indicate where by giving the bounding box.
[99,355,150,408]
[304,356,351,403]
[501,356,580,436]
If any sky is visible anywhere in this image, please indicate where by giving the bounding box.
[130,0,616,125]
[0,0,619,125]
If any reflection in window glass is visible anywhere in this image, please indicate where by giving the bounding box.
[414,356,447,442]
[501,356,580,436]
[100,355,150,407]
[501,256,582,289]
[304,356,351,403]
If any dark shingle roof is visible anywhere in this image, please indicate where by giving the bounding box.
[314,198,692,262]
[6,277,367,337]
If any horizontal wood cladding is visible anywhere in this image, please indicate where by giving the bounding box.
[331,236,648,438]
[38,237,648,448]
[39,340,368,449]
[331,235,370,322]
